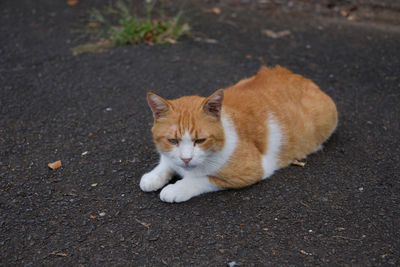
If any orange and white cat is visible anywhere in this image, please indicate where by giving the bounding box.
[140,66,337,202]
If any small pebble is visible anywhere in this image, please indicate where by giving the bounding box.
[99,212,106,217]
[228,261,236,267]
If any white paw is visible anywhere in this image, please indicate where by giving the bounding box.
[140,171,169,192]
[160,183,193,203]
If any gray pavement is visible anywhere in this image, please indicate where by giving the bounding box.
[1,0,399,265]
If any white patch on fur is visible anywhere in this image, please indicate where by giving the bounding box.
[179,131,194,160]
[157,114,238,202]
[140,154,173,191]
[160,175,219,203]
[262,114,282,179]
[167,115,238,178]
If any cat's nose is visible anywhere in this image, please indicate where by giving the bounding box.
[181,157,192,165]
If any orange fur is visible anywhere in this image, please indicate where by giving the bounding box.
[150,94,226,153]
[150,65,337,189]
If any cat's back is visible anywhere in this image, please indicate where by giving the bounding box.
[224,66,329,109]
[223,65,338,166]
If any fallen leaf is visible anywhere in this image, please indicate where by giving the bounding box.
[51,251,68,257]
[204,7,221,15]
[245,54,253,59]
[135,218,150,228]
[71,39,113,56]
[291,160,306,167]
[91,183,98,187]
[204,38,218,44]
[347,14,356,21]
[90,215,97,219]
[48,160,62,170]
[164,38,177,44]
[263,228,269,231]
[261,29,291,39]
[141,221,150,228]
[88,22,100,28]
[66,0,79,6]
[193,37,218,44]
[300,249,312,255]
[212,7,221,15]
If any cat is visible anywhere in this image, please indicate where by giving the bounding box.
[140,65,338,203]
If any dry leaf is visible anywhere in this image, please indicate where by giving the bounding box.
[71,39,113,55]
[212,7,221,14]
[291,160,306,167]
[204,38,218,44]
[135,218,150,228]
[347,15,356,21]
[262,29,291,39]
[51,251,68,257]
[193,37,218,44]
[141,222,150,228]
[340,10,348,17]
[300,249,312,255]
[90,215,97,219]
[88,22,100,28]
[48,160,62,170]
[91,183,98,187]
[164,38,177,44]
[67,0,79,6]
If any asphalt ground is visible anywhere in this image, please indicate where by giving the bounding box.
[1,0,399,266]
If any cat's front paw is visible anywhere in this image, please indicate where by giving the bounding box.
[140,171,170,192]
[160,183,193,203]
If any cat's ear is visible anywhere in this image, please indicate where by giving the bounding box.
[147,92,171,120]
[203,89,224,118]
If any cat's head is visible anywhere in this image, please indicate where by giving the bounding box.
[147,90,225,169]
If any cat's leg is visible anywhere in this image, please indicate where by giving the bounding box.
[140,155,174,192]
[160,176,220,203]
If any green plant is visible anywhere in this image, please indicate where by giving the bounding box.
[72,0,190,54]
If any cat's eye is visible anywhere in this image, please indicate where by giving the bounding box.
[167,139,179,145]
[194,138,206,144]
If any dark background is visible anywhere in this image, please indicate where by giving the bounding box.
[1,0,399,265]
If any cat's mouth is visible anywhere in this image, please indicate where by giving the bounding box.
[181,164,196,170]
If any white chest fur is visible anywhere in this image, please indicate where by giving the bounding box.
[167,115,239,178]
[261,114,282,179]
